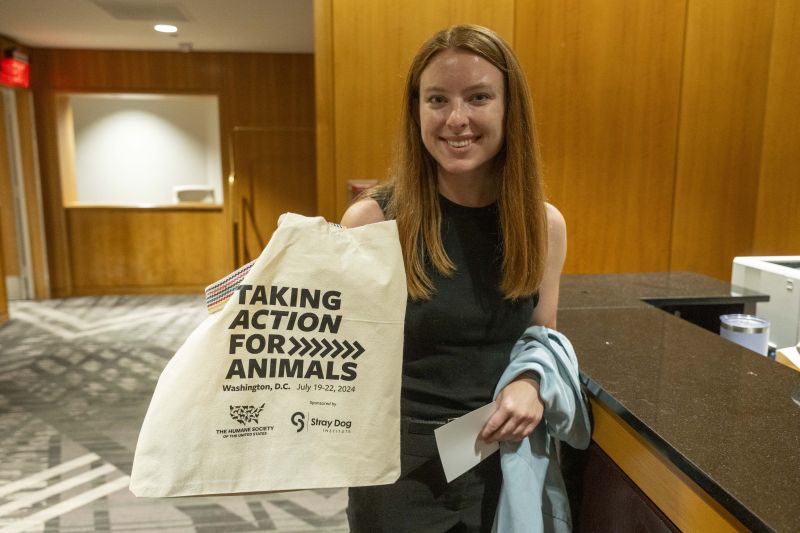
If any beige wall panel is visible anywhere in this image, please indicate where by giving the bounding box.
[0,92,20,276]
[671,0,775,280]
[753,0,800,254]
[330,0,514,217]
[66,208,228,293]
[516,0,686,274]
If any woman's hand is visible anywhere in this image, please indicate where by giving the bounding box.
[479,373,544,443]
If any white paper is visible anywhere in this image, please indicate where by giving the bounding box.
[434,402,500,482]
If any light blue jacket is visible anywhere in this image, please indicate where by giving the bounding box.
[492,326,592,533]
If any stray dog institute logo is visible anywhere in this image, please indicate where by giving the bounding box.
[290,411,352,434]
[216,404,273,439]
[230,403,265,425]
[291,412,306,432]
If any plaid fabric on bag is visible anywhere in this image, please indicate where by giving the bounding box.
[205,260,255,314]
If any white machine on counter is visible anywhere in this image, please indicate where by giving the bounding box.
[732,256,800,348]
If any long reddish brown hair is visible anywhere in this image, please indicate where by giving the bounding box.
[372,24,548,301]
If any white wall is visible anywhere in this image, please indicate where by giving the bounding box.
[70,94,222,205]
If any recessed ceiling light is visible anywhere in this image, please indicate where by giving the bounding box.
[154,24,178,34]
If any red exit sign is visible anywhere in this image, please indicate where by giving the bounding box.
[1,50,30,88]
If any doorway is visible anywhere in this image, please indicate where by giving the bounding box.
[230,127,316,265]
[0,86,38,300]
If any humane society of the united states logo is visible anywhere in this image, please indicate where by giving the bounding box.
[217,404,273,439]
[229,403,265,425]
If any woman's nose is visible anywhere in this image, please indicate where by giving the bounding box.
[446,101,468,129]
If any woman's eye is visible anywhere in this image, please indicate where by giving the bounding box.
[471,93,490,103]
[427,95,446,105]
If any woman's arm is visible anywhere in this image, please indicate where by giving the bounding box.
[480,202,567,443]
[531,203,567,329]
[340,198,386,228]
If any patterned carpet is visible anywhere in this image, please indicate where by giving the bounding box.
[0,295,348,532]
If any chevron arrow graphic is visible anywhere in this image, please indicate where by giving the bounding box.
[341,341,354,359]
[330,340,343,358]
[351,341,365,359]
[300,337,313,355]
[320,339,333,357]
[310,338,322,356]
[288,337,301,355]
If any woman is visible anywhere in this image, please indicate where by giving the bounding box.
[342,24,567,532]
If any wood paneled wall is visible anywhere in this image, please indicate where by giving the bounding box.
[2,32,47,298]
[516,0,686,274]
[30,49,316,296]
[316,0,799,281]
[0,93,18,277]
[314,0,336,221]
[1,117,48,298]
[0,215,7,323]
[232,127,318,264]
[753,0,800,254]
[14,90,49,298]
[670,0,776,279]
[65,207,227,295]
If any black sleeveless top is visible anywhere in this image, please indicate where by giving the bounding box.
[382,193,538,420]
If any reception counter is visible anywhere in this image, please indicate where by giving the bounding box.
[558,273,799,532]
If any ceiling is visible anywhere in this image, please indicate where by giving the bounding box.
[0,0,314,53]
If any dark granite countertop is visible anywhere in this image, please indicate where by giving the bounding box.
[558,273,799,533]
[560,271,768,309]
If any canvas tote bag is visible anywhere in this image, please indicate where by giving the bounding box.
[130,213,406,496]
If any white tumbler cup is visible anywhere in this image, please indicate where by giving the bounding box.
[720,314,770,356]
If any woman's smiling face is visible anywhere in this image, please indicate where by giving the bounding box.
[419,48,506,184]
